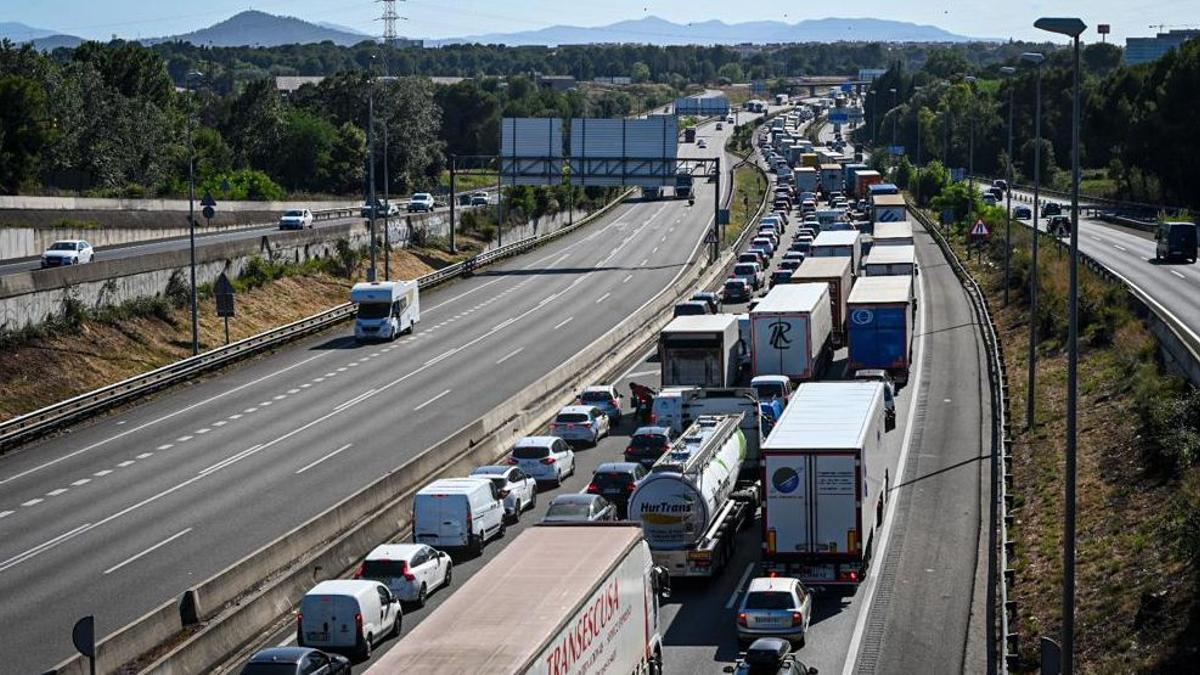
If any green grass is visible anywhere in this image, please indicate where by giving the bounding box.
[727,165,767,245]
[438,171,496,193]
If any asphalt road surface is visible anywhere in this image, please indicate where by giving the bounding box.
[0,119,752,673]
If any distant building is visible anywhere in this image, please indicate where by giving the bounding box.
[592,76,632,86]
[674,93,730,116]
[1124,29,1200,65]
[275,76,325,93]
[858,68,887,81]
[386,37,424,49]
[537,75,577,91]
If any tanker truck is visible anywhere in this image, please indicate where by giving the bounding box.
[628,414,761,578]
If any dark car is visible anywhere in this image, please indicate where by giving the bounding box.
[240,647,350,675]
[1047,215,1072,237]
[723,638,817,675]
[770,269,794,287]
[723,278,752,304]
[586,461,648,518]
[626,426,674,467]
[674,300,712,317]
[1013,205,1032,219]
[691,291,722,314]
[1040,202,1062,217]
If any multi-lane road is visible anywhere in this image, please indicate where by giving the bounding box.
[0,118,749,674]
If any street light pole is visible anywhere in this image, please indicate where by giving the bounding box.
[964,76,977,225]
[1022,51,1045,433]
[185,71,203,356]
[1035,18,1087,675]
[367,82,377,283]
[1000,66,1017,306]
[889,87,897,148]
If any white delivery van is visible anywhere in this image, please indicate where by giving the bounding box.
[298,579,402,659]
[412,478,506,554]
[351,280,419,342]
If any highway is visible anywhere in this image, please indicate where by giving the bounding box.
[995,186,1199,342]
[220,112,993,674]
[0,119,750,673]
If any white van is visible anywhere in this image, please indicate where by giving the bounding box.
[412,478,505,554]
[351,280,419,342]
[298,579,401,660]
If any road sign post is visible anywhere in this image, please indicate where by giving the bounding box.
[969,218,989,259]
[200,192,217,227]
[71,615,96,675]
[214,272,236,345]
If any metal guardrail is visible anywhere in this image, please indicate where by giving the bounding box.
[973,174,1189,220]
[0,190,633,451]
[909,202,1017,673]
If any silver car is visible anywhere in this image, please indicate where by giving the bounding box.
[736,577,813,648]
[548,405,610,447]
[541,494,617,523]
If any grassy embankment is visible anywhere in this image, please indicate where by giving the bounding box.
[0,240,482,423]
[724,120,768,245]
[937,209,1200,672]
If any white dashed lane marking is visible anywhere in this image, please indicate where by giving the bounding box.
[21,499,42,507]
[1170,270,1186,279]
[70,479,91,487]
[554,317,574,330]
[414,389,452,412]
[45,489,68,497]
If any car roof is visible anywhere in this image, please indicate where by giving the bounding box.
[747,576,799,593]
[582,384,615,393]
[515,436,560,446]
[470,465,513,475]
[595,461,642,473]
[558,405,598,415]
[51,239,85,245]
[633,426,671,435]
[366,543,426,560]
[550,493,601,505]
[309,579,383,595]
[249,646,314,664]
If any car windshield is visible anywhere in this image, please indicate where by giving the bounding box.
[513,445,549,460]
[735,264,756,275]
[546,502,591,518]
[49,242,77,251]
[241,664,301,675]
[284,210,303,217]
[361,559,408,577]
[357,302,390,319]
[745,591,796,610]
[484,476,508,491]
[756,383,786,399]
[725,281,744,290]
[413,193,431,200]
[580,391,613,403]
[555,413,589,424]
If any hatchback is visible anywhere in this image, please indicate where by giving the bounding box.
[506,436,576,486]
[586,462,648,518]
[469,465,538,521]
[355,543,452,607]
[576,385,623,423]
[691,291,722,313]
[541,494,617,523]
[723,278,752,303]
[240,647,350,675]
[723,638,818,675]
[549,405,610,447]
[625,426,674,467]
[674,301,712,317]
[737,576,813,648]
[770,269,793,287]
[1014,205,1032,219]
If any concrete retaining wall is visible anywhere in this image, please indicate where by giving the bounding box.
[0,221,287,261]
[0,195,358,212]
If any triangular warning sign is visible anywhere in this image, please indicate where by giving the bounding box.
[970,219,989,237]
[704,230,718,244]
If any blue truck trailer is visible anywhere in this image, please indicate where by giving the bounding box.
[845,276,914,384]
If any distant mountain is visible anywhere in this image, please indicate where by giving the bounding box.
[148,10,373,47]
[0,22,85,50]
[317,21,370,37]
[432,15,991,46]
[32,34,85,50]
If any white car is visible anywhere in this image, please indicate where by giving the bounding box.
[470,465,538,522]
[279,208,314,230]
[407,193,436,212]
[355,543,451,607]
[507,436,576,486]
[548,405,611,447]
[41,240,94,268]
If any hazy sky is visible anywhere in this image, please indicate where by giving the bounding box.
[5,0,1199,43]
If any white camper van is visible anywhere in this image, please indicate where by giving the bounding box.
[351,280,420,342]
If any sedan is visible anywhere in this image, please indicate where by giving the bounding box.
[737,576,813,648]
[1014,205,1032,219]
[355,543,452,607]
[470,465,538,522]
[279,209,314,230]
[674,301,712,317]
[541,494,617,523]
[586,462,648,518]
[41,240,94,268]
[577,385,624,423]
[469,191,489,206]
[240,647,350,675]
[548,405,610,447]
[1040,201,1062,217]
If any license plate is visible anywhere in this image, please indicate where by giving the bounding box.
[753,616,784,627]
[306,631,329,641]
[801,565,835,580]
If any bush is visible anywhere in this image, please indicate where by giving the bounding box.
[199,169,286,202]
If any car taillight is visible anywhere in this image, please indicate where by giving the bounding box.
[627,482,637,492]
[541,457,557,465]
[792,611,804,626]
[296,612,303,628]
[580,421,592,427]
[625,446,635,455]
[586,483,600,494]
[737,612,748,627]
[355,612,364,636]
[353,563,365,579]
[402,563,416,582]
[505,457,518,465]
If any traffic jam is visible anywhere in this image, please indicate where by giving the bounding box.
[243,104,921,675]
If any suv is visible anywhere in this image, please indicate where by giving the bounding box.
[407,193,436,212]
[1040,201,1062,217]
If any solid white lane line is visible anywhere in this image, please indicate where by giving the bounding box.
[198,445,263,477]
[414,389,452,412]
[726,562,756,609]
[554,317,574,330]
[0,524,91,573]
[595,292,611,304]
[1170,270,1186,279]
[103,528,193,575]
[295,444,354,475]
[333,388,377,413]
[0,352,329,486]
[496,347,524,365]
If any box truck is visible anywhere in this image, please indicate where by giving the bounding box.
[809,230,863,273]
[761,381,889,592]
[651,387,763,474]
[861,245,917,278]
[854,170,882,199]
[846,276,915,383]
[819,164,843,194]
[794,167,818,194]
[749,283,833,382]
[790,256,853,347]
[629,415,760,578]
[871,193,908,224]
[659,314,741,388]
[351,280,420,342]
[871,221,914,247]
[842,163,868,196]
[367,524,671,675]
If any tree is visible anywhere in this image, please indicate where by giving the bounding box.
[0,75,52,193]
[923,48,972,79]
[327,123,366,194]
[631,61,651,83]
[219,78,283,171]
[275,110,337,192]
[718,62,744,83]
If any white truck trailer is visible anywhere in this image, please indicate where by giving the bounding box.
[749,283,833,382]
[761,381,889,592]
[629,415,760,578]
[650,387,763,475]
[366,524,671,675]
[658,314,741,388]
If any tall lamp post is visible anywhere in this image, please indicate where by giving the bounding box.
[867,90,876,147]
[1035,18,1087,675]
[1021,51,1045,434]
[911,85,923,204]
[889,87,897,149]
[367,78,378,283]
[1000,66,1017,306]
[184,70,204,356]
[964,76,977,224]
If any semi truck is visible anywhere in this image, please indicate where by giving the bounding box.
[366,524,671,675]
[794,167,818,194]
[819,164,844,194]
[809,230,864,273]
[659,315,741,388]
[749,283,833,382]
[871,221,914,247]
[761,381,889,592]
[629,415,760,578]
[675,169,695,199]
[846,275,915,384]
[650,387,764,475]
[871,193,908,224]
[790,256,853,347]
[861,245,917,278]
